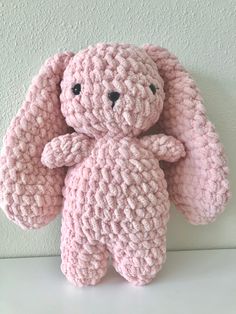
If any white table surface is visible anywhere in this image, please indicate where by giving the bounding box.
[0,249,235,314]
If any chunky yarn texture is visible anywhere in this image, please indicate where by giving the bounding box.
[0,43,230,286]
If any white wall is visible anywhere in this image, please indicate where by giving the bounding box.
[0,0,235,257]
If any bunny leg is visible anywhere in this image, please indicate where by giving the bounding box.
[60,213,109,286]
[112,238,167,286]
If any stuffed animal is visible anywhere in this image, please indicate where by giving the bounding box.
[0,43,230,286]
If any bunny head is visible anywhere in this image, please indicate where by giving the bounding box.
[0,43,229,229]
[60,43,165,138]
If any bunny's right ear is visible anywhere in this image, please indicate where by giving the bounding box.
[0,52,74,229]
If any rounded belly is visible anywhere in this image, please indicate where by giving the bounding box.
[62,151,170,245]
[63,155,169,219]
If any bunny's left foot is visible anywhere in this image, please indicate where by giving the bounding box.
[112,245,166,286]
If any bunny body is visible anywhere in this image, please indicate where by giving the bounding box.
[0,43,229,287]
[42,132,185,285]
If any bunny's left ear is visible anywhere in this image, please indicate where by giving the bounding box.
[143,44,230,225]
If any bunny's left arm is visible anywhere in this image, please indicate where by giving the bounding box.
[139,134,186,162]
[41,132,95,169]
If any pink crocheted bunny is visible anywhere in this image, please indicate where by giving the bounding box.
[0,43,229,286]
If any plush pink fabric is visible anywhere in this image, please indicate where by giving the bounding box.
[144,45,230,225]
[0,52,73,228]
[0,43,230,286]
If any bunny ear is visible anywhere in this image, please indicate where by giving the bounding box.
[143,45,230,225]
[0,52,74,229]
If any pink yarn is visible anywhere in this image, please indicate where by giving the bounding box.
[0,43,230,286]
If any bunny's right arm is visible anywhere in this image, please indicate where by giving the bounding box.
[41,132,95,169]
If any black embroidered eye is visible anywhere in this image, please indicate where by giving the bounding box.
[149,84,157,95]
[72,83,81,95]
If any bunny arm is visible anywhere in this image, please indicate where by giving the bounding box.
[41,132,95,169]
[139,134,186,162]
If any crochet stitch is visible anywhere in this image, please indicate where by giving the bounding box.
[0,43,230,286]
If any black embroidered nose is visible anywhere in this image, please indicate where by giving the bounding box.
[108,91,120,108]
